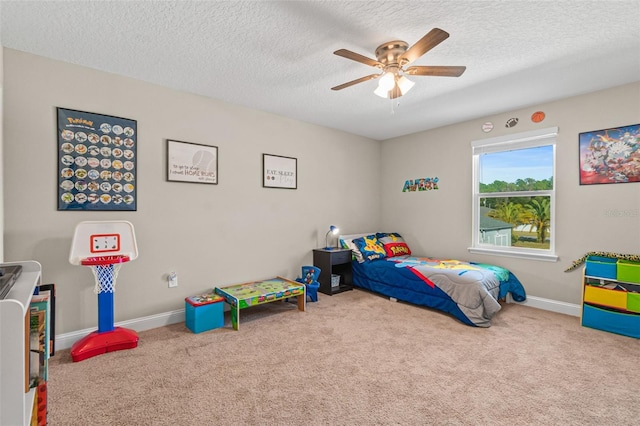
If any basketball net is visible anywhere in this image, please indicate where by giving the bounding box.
[81,255,129,294]
[89,263,121,294]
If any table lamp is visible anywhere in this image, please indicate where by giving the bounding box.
[325,225,339,250]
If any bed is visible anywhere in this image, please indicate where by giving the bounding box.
[340,233,527,327]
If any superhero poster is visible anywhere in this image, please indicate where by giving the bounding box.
[579,124,640,185]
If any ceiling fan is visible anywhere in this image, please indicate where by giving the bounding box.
[331,28,466,99]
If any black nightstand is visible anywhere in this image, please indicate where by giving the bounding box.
[312,248,353,295]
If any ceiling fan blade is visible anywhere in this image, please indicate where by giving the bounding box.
[405,65,466,77]
[334,49,384,69]
[400,28,450,65]
[331,74,380,91]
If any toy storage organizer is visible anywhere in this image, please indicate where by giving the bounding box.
[581,256,640,338]
[185,293,225,333]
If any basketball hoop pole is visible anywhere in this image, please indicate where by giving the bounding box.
[96,263,117,333]
[98,289,114,333]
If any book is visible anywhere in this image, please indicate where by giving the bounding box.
[30,393,39,426]
[38,284,56,356]
[36,380,47,426]
[30,289,52,425]
[30,292,50,384]
[29,308,46,387]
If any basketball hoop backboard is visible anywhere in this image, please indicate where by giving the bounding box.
[70,221,138,266]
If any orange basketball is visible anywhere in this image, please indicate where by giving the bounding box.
[531,111,545,123]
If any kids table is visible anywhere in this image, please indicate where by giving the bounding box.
[214,277,305,330]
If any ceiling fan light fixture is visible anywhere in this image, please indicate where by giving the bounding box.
[396,75,415,95]
[378,71,395,91]
[374,85,390,98]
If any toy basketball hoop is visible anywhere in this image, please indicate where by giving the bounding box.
[69,221,139,362]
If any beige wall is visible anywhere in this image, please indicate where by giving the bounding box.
[0,19,4,262]
[2,48,381,333]
[3,47,639,334]
[381,82,640,305]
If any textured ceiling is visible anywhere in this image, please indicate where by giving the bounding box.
[1,1,639,140]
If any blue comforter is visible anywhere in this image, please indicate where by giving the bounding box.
[352,255,526,327]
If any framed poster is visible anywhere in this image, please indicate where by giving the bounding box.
[57,108,137,211]
[263,154,297,189]
[579,123,640,185]
[167,140,218,184]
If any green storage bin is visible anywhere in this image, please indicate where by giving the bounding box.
[617,259,640,284]
[628,292,640,313]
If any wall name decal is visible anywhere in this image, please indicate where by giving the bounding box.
[402,177,439,192]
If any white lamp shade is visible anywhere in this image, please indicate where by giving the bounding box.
[374,85,390,98]
[378,72,395,91]
[397,76,415,95]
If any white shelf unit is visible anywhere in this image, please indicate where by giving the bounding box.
[0,261,42,426]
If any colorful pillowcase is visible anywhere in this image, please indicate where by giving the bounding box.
[376,232,412,258]
[339,233,372,263]
[352,234,387,263]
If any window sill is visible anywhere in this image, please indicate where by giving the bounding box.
[467,247,558,262]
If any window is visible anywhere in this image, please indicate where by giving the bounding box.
[470,127,558,261]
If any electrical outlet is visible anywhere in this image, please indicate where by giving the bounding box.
[168,271,178,288]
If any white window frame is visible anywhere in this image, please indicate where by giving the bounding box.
[469,127,558,262]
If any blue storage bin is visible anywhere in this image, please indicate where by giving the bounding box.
[585,256,617,279]
[185,293,225,333]
[582,304,640,338]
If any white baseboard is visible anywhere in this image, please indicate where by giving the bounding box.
[508,294,581,317]
[54,296,582,351]
[55,308,185,351]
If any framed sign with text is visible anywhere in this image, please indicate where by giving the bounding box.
[263,154,297,189]
[167,139,218,184]
[57,108,137,211]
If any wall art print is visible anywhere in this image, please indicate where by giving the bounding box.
[262,154,297,189]
[579,123,640,185]
[167,139,218,184]
[57,108,137,211]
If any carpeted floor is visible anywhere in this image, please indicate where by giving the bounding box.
[48,289,640,425]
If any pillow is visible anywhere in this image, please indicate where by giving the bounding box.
[376,232,412,257]
[339,233,374,263]
[352,235,386,263]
